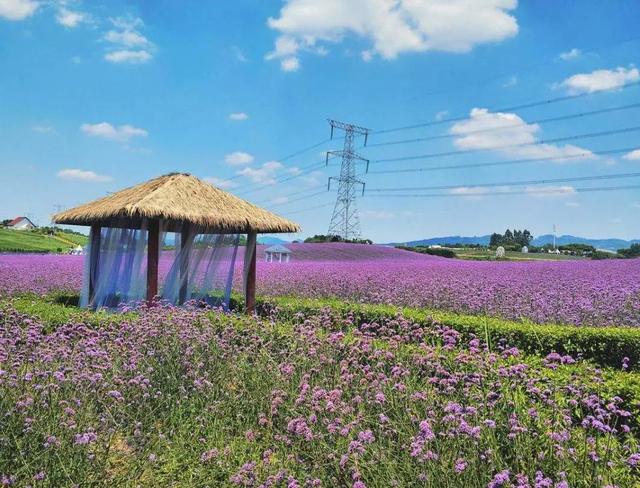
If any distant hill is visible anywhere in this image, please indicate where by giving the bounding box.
[391,235,492,247]
[531,234,640,251]
[258,236,290,245]
[389,234,639,251]
[0,228,88,253]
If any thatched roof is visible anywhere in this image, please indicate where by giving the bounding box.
[53,173,300,234]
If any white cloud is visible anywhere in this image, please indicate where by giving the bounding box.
[32,124,54,133]
[0,0,38,20]
[502,75,517,88]
[105,49,152,64]
[623,149,640,161]
[104,29,150,47]
[271,196,289,205]
[558,48,580,61]
[224,151,254,166]
[81,122,148,142]
[266,0,518,70]
[232,46,248,62]
[448,186,498,199]
[435,110,449,121]
[525,185,576,198]
[361,209,395,219]
[286,167,302,175]
[56,8,86,28]
[229,112,249,121]
[104,16,154,64]
[361,50,373,62]
[449,108,595,161]
[204,176,238,189]
[280,56,300,72]
[299,170,324,186]
[559,66,639,94]
[57,168,113,183]
[238,161,283,184]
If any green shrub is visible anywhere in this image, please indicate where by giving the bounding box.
[396,245,456,258]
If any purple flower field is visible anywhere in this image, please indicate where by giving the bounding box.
[1,244,639,326]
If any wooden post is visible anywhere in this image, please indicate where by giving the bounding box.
[88,224,101,306]
[244,231,257,314]
[146,220,160,305]
[178,224,190,305]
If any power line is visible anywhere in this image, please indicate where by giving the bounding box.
[372,81,640,135]
[367,102,640,148]
[265,189,329,208]
[392,35,640,106]
[215,137,334,188]
[279,201,335,216]
[370,126,640,165]
[367,147,635,175]
[235,160,326,197]
[254,184,327,206]
[365,171,640,193]
[367,184,640,198]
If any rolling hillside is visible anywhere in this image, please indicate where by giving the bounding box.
[0,229,88,253]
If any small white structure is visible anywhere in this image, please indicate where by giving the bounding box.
[548,249,561,254]
[521,246,529,253]
[265,244,291,263]
[495,246,506,258]
[7,216,36,230]
[70,245,84,256]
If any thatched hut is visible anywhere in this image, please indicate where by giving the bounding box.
[53,173,299,312]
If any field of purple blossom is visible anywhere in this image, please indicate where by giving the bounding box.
[1,303,639,486]
[1,244,639,326]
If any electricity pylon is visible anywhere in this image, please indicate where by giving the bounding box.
[326,119,370,239]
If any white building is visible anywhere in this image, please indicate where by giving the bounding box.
[7,216,36,230]
[265,244,291,263]
[70,245,84,255]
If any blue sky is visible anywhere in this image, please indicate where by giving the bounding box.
[1,0,639,242]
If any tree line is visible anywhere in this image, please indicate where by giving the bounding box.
[489,229,533,248]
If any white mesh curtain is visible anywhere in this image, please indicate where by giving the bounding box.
[80,220,149,309]
[80,220,240,310]
[160,225,240,309]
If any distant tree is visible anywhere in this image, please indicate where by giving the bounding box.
[489,233,503,247]
[304,234,372,245]
[618,243,640,258]
[490,229,533,248]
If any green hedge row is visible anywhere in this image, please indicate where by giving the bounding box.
[8,292,640,371]
[256,296,640,371]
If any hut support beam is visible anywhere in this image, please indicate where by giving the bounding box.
[88,224,101,306]
[244,231,257,314]
[179,224,190,305]
[147,220,160,305]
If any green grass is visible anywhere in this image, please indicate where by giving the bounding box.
[0,228,87,253]
[452,248,584,261]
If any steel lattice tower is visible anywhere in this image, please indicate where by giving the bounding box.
[326,119,370,239]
